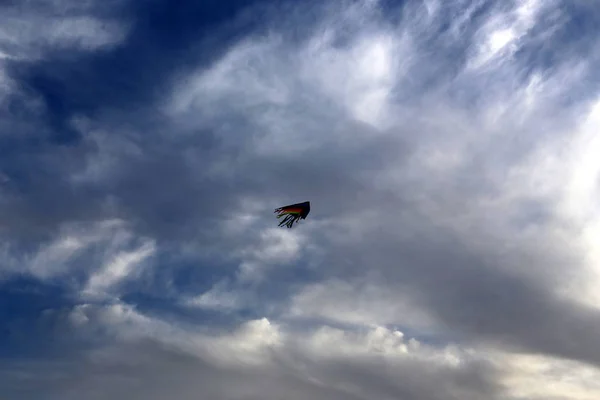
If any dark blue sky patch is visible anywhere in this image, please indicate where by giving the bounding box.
[4,0,271,147]
[0,277,75,358]
[25,73,82,145]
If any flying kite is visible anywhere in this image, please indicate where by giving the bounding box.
[274,201,310,228]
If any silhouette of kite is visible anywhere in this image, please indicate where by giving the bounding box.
[274,201,310,228]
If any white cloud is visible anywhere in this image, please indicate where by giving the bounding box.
[235,227,305,281]
[499,352,600,400]
[73,300,519,399]
[67,302,491,383]
[298,29,403,129]
[288,279,437,331]
[70,303,283,367]
[83,238,155,299]
[0,219,155,303]
[544,99,600,307]
[0,2,129,61]
[467,0,559,69]
[0,219,121,280]
[182,279,241,311]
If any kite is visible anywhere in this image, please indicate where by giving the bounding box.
[274,201,310,228]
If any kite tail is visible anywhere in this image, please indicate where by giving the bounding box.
[277,214,300,228]
[274,207,303,228]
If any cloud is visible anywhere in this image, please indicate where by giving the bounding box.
[288,278,438,331]
[0,0,129,62]
[82,236,155,299]
[0,303,501,400]
[499,352,600,400]
[2,0,600,398]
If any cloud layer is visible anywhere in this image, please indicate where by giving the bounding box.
[2,0,600,398]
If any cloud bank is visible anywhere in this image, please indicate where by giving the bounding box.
[2,0,600,398]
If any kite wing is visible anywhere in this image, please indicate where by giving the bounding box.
[274,201,310,228]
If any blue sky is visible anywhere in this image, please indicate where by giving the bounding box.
[2,0,600,398]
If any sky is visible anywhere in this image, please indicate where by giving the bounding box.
[2,0,600,398]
